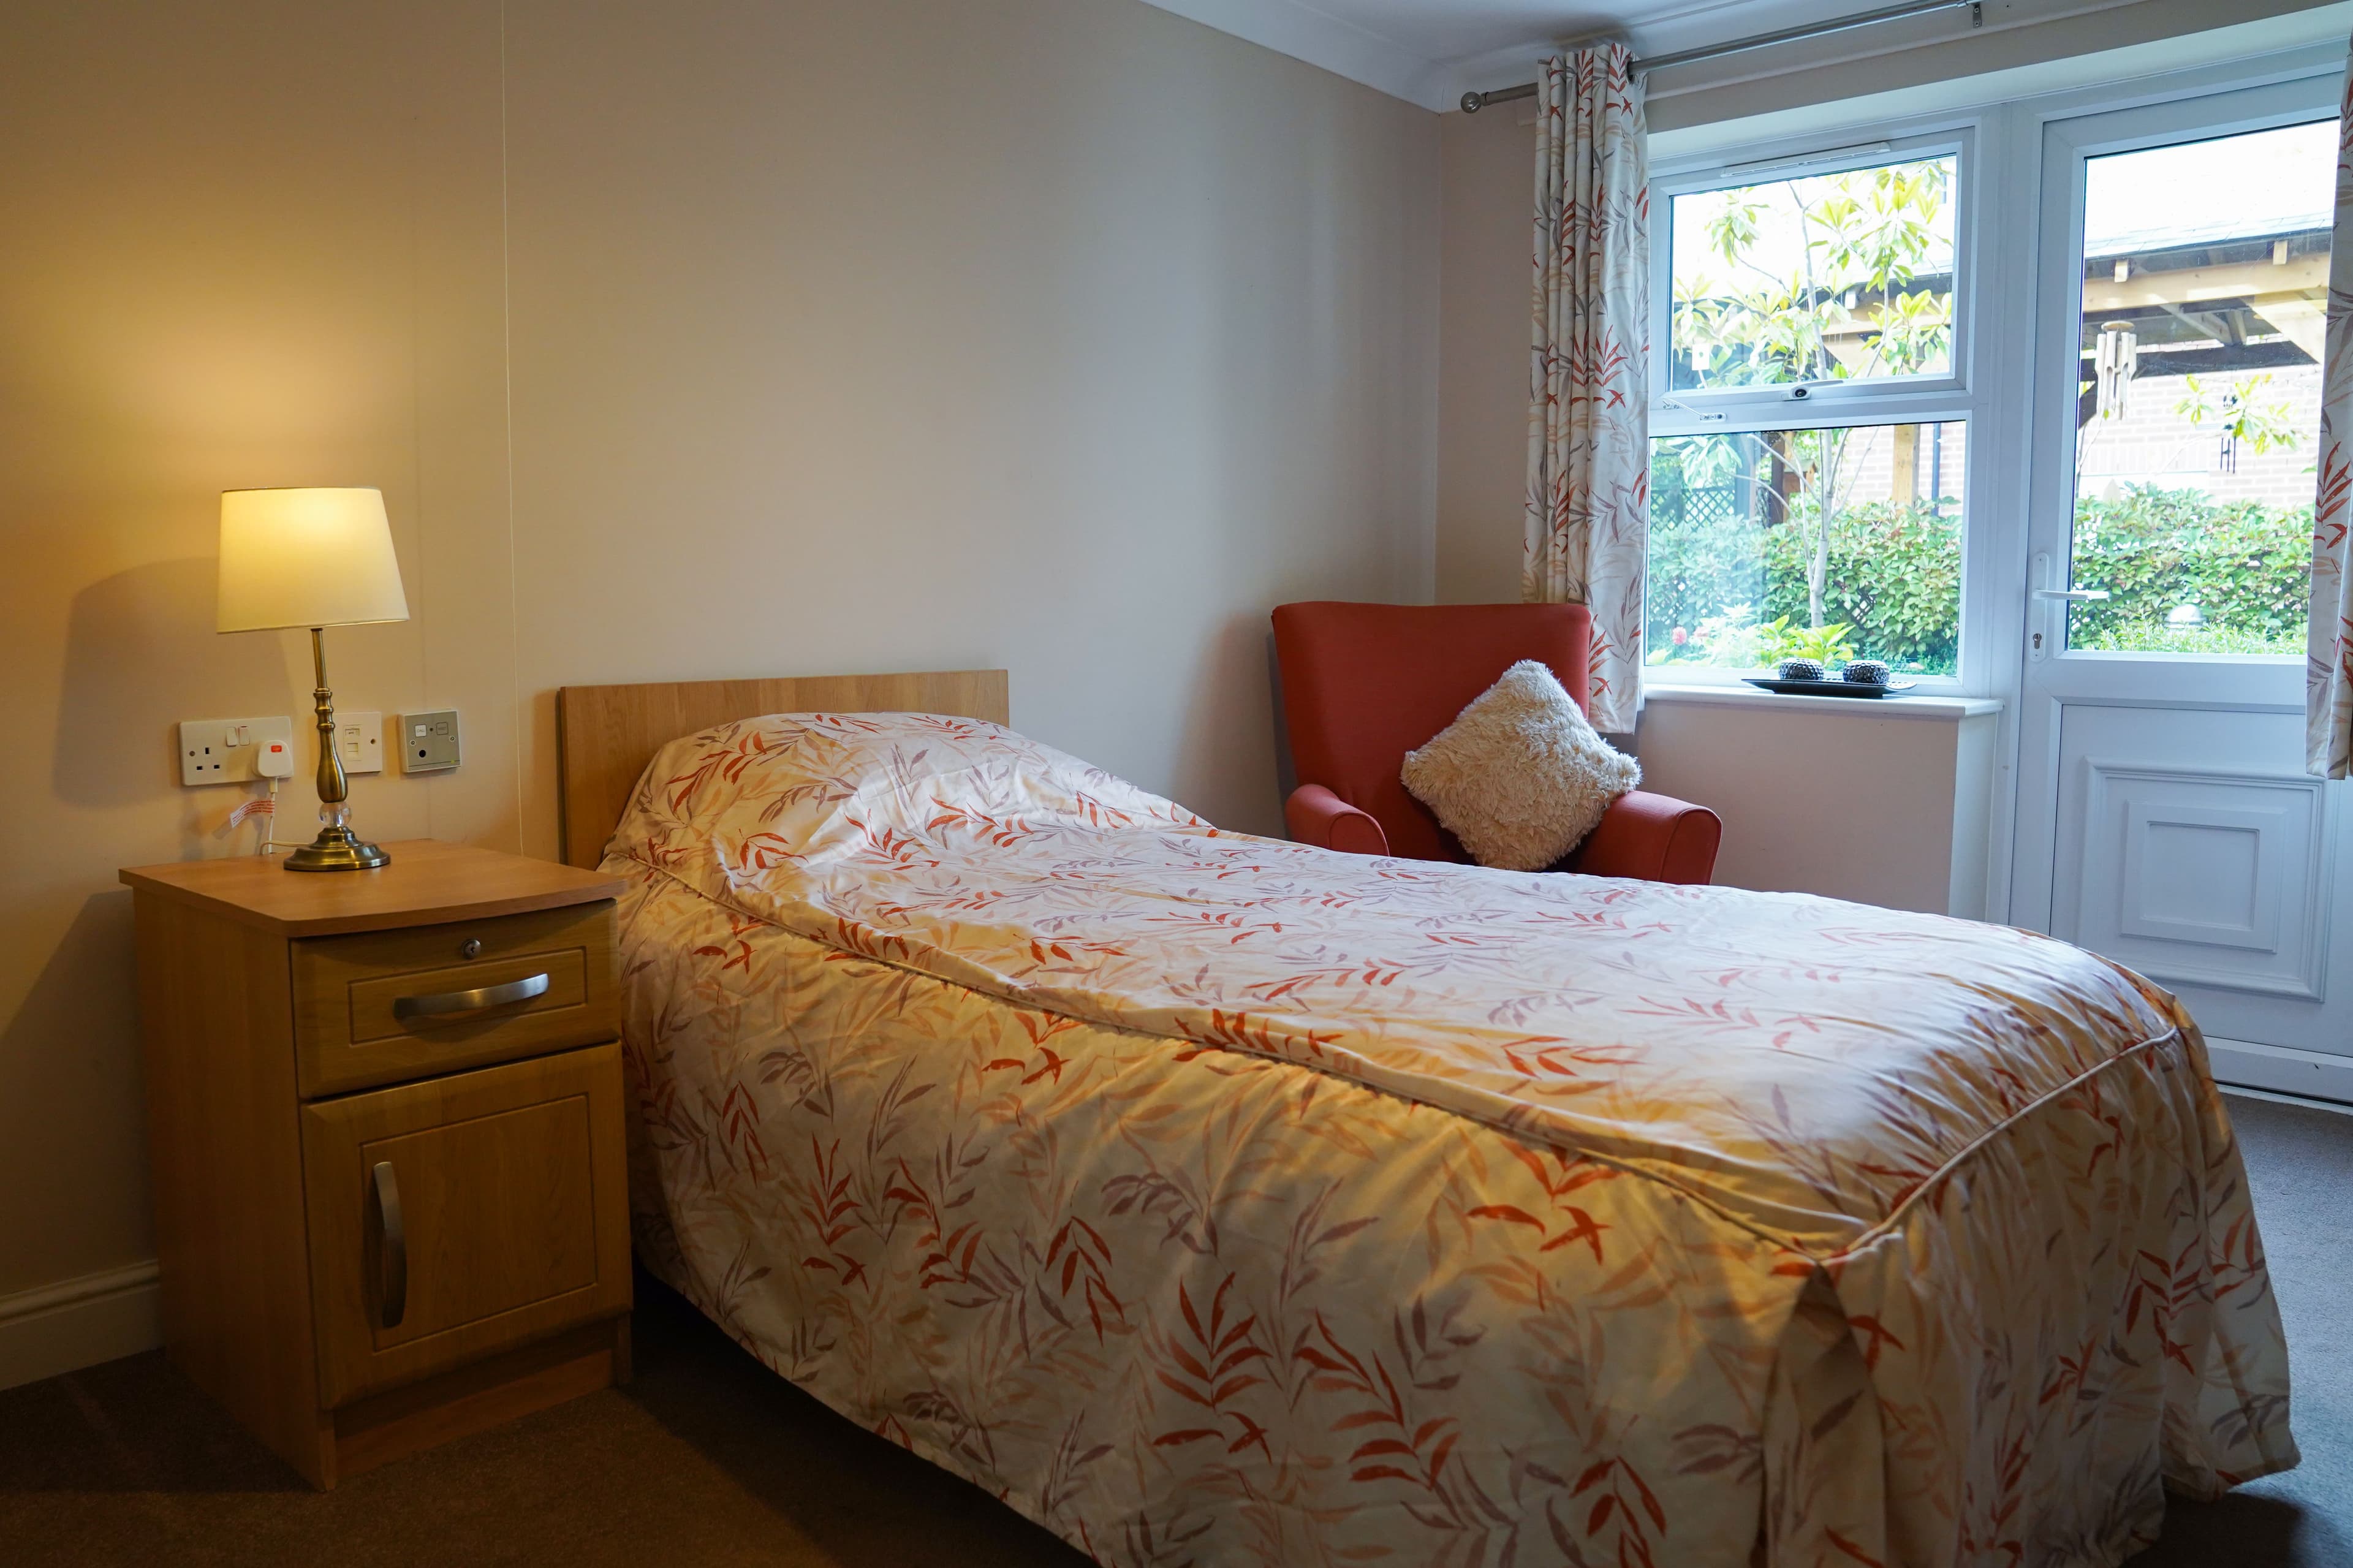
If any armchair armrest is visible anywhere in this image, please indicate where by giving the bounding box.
[1286,784,1390,857]
[1562,790,1721,885]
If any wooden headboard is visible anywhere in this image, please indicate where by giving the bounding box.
[553,669,1011,868]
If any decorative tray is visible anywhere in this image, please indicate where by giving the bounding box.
[1741,676,1919,699]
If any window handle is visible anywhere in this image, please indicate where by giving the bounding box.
[2033,587,2110,602]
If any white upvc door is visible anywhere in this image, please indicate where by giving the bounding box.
[2010,75,2353,1099]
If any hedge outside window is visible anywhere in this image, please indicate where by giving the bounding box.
[1647,424,1964,675]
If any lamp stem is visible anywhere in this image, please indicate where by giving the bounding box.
[281,625,386,871]
[311,626,348,808]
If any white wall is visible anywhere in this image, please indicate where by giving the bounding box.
[0,0,1439,1382]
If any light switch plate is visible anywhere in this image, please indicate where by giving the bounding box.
[399,709,461,773]
[336,711,383,775]
[178,716,296,786]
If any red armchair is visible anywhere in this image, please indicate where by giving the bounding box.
[1271,602,1721,884]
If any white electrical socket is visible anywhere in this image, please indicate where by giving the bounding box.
[178,716,297,787]
[336,711,384,775]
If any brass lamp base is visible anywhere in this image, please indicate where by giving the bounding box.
[282,825,390,873]
[280,624,389,873]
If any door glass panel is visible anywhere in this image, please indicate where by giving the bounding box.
[1648,422,1965,676]
[2069,120,2336,656]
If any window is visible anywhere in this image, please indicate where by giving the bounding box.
[2064,121,2334,658]
[1648,423,1966,675]
[1649,145,1971,680]
[1669,154,1958,393]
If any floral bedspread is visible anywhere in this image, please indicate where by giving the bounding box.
[607,713,2296,1568]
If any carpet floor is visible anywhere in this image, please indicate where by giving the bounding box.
[2121,1091,2352,1567]
[1,1091,2343,1567]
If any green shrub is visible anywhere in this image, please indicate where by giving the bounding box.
[1645,507,1767,656]
[2067,487,2309,654]
[1761,501,1959,672]
[1646,493,1960,673]
[1645,477,2312,672]
[2072,623,2295,656]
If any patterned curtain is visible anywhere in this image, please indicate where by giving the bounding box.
[1524,45,1649,734]
[2310,58,2353,778]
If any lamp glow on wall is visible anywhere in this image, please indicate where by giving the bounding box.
[216,487,409,871]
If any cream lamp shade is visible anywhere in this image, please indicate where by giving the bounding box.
[216,487,409,632]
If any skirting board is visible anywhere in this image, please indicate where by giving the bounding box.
[2208,1037,2353,1108]
[0,1260,161,1393]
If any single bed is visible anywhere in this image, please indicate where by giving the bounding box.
[558,671,2297,1568]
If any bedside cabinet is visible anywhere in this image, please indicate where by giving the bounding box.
[119,840,633,1488]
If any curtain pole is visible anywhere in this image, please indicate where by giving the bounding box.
[1461,0,1982,113]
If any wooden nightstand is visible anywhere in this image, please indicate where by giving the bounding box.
[119,840,633,1488]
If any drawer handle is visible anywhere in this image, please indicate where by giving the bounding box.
[391,972,550,1021]
[372,1161,407,1330]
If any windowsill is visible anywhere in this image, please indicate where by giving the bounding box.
[1643,681,2003,721]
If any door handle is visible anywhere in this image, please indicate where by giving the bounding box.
[2028,552,2105,664]
[371,1160,407,1330]
[391,971,549,1021]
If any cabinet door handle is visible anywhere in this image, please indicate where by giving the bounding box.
[391,971,550,1021]
[371,1161,407,1330]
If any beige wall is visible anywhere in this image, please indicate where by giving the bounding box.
[0,0,1438,1328]
[499,0,1437,850]
[1436,104,1529,607]
[0,0,519,1322]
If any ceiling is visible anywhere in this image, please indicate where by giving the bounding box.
[1131,0,1994,110]
[1131,0,2340,113]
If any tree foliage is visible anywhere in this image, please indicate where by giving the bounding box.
[2172,373,2302,458]
[1670,159,1956,626]
[1675,158,1953,392]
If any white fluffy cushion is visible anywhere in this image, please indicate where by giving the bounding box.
[1400,661,1640,872]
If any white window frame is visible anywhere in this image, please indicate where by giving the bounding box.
[1652,132,1976,413]
[1645,122,1988,690]
[1638,33,2351,928]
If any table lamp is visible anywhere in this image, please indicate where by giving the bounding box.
[216,487,409,871]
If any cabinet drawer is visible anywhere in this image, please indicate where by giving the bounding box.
[292,902,616,1097]
[301,1043,631,1407]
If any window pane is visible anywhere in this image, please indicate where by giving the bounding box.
[1647,423,1964,676]
[1669,154,1957,393]
[2067,120,2333,657]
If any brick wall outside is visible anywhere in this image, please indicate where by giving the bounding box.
[2075,363,2322,511]
[1816,367,2319,516]
[1832,420,1968,509]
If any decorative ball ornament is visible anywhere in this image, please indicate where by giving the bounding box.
[1841,659,1892,686]
[1776,658,1826,682]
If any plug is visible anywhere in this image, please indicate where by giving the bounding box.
[256,739,295,779]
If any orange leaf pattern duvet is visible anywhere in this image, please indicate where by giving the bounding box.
[607,713,2296,1567]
